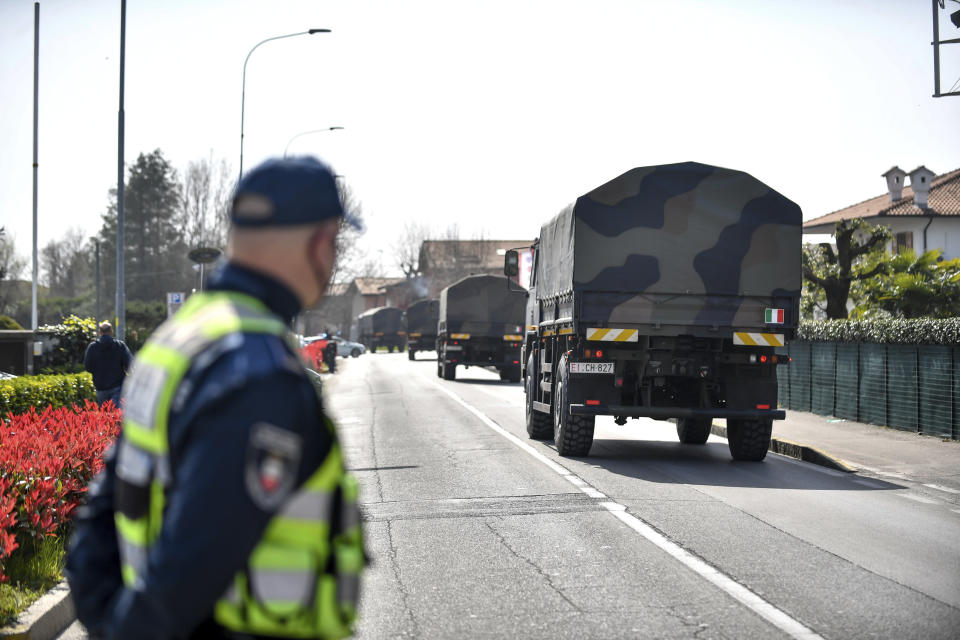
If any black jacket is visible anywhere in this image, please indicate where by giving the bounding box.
[66,264,334,639]
[84,335,133,390]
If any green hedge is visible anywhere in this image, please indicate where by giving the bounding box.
[0,373,95,416]
[798,318,960,345]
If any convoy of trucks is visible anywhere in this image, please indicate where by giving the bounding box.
[435,274,527,382]
[503,161,801,460]
[404,299,439,361]
[336,162,799,463]
[357,306,407,353]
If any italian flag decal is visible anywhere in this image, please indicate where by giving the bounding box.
[765,308,784,324]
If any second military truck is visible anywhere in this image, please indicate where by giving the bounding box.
[505,161,801,461]
[404,298,439,361]
[357,306,406,353]
[436,274,527,382]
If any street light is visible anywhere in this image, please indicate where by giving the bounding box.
[239,28,331,179]
[284,126,344,157]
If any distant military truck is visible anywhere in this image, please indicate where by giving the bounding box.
[357,306,406,353]
[436,275,526,382]
[505,161,801,460]
[404,298,439,361]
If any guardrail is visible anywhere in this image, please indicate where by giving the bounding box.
[777,341,958,440]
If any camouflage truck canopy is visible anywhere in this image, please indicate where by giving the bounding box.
[405,299,440,335]
[536,161,802,329]
[357,306,405,334]
[439,275,527,336]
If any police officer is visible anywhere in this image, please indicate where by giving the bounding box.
[66,156,365,640]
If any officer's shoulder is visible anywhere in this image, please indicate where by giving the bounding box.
[212,331,304,380]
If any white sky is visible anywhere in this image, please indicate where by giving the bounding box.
[1,0,959,278]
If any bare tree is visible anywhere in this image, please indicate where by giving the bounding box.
[180,152,232,250]
[0,227,28,316]
[331,181,368,283]
[40,228,90,297]
[392,221,432,278]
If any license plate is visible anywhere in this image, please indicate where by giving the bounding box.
[569,362,614,374]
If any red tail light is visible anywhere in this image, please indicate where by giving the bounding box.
[513,360,519,364]
[595,350,603,358]
[586,400,600,406]
[756,404,770,409]
[759,355,768,363]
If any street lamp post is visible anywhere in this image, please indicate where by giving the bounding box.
[283,126,344,157]
[239,28,331,179]
[91,238,101,321]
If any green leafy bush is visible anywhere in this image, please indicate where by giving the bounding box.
[0,374,95,416]
[0,317,23,331]
[125,300,166,353]
[36,316,97,370]
[798,317,960,345]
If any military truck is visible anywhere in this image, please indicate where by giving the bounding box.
[436,275,526,382]
[404,298,439,361]
[357,306,406,353]
[505,161,800,460]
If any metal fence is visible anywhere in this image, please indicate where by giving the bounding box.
[777,341,958,440]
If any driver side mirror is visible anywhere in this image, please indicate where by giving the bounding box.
[504,250,519,277]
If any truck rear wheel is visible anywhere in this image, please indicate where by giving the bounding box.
[727,419,772,461]
[676,418,712,445]
[553,354,595,456]
[443,362,456,380]
[500,366,521,383]
[525,353,552,440]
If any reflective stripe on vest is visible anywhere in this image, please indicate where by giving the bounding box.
[114,291,364,639]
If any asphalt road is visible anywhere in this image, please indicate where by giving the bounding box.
[332,353,960,640]
[58,351,960,639]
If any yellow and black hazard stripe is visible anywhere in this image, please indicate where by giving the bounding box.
[733,332,784,347]
[586,328,638,342]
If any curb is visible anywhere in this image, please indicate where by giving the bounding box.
[0,581,75,640]
[710,421,857,473]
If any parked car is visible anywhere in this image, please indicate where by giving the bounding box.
[331,336,366,358]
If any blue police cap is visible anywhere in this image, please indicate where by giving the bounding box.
[231,156,362,230]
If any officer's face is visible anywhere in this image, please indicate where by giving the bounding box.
[306,221,339,303]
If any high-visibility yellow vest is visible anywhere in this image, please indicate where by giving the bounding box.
[114,290,364,639]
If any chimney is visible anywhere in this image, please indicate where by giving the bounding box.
[881,166,907,202]
[908,166,936,209]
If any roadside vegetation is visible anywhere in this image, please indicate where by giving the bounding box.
[0,403,120,625]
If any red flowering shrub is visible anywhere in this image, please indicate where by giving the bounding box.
[0,401,121,582]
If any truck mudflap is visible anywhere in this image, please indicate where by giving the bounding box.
[568,404,785,421]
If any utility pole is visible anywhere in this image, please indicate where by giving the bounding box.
[31,1,39,330]
[116,0,126,340]
[93,238,101,322]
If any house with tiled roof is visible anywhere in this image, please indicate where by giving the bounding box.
[803,166,960,258]
[417,239,533,298]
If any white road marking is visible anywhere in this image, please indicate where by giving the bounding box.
[898,493,940,505]
[431,380,824,640]
[923,483,960,495]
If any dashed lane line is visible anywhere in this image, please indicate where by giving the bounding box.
[923,483,960,495]
[431,379,824,640]
[897,493,941,505]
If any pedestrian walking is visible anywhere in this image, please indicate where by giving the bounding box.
[83,321,132,407]
[66,156,366,640]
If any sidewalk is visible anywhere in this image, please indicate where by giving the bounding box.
[739,410,960,490]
